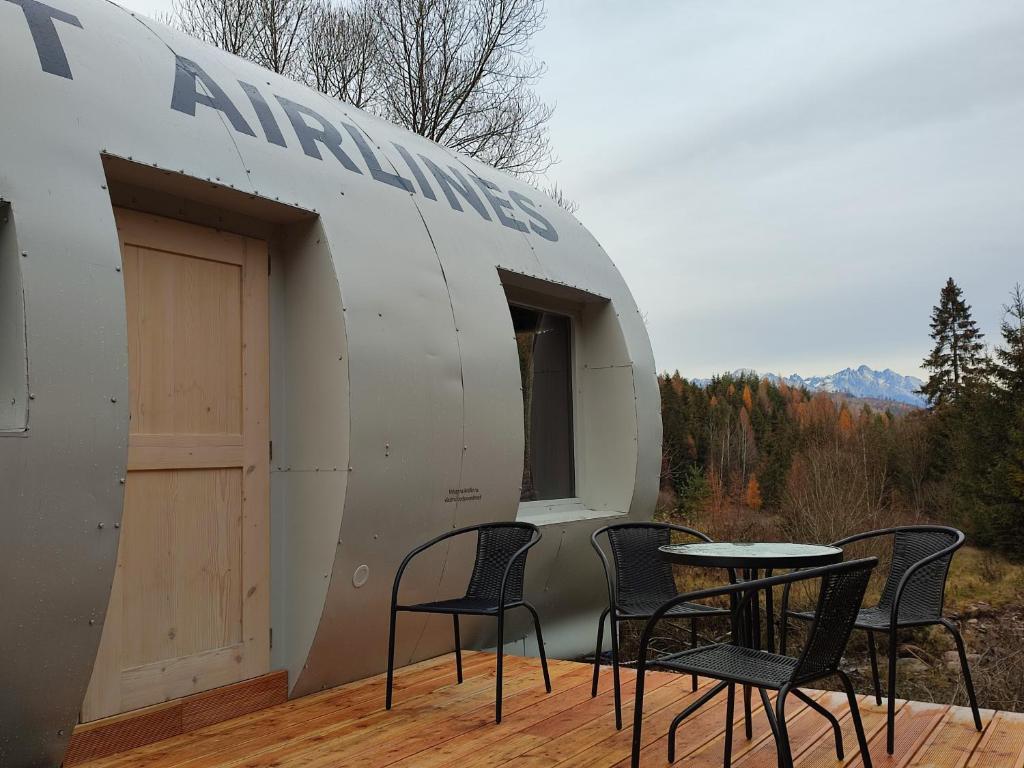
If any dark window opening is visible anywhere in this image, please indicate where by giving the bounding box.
[510,304,574,502]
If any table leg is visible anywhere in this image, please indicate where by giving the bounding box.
[750,568,762,651]
[742,568,755,739]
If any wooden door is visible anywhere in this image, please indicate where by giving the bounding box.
[82,209,270,721]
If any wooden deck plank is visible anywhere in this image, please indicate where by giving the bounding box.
[73,654,1024,768]
[169,656,543,768]
[268,658,586,768]
[511,674,715,767]
[456,670,683,768]
[795,695,898,768]
[967,711,1024,768]
[80,652,497,768]
[908,706,994,768]
[865,700,950,768]
[385,668,621,768]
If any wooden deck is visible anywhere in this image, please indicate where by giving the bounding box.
[77,651,1023,768]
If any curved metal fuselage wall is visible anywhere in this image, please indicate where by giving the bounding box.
[0,1,661,764]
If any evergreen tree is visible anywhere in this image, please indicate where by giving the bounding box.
[920,278,988,407]
[992,285,1024,549]
[994,284,1024,397]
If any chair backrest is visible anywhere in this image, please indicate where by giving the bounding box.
[464,523,537,603]
[876,527,961,622]
[601,523,710,606]
[791,558,875,684]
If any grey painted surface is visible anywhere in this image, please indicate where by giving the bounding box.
[0,2,661,765]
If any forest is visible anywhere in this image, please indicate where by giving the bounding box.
[654,279,1024,712]
[658,278,1024,557]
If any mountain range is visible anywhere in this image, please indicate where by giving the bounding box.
[692,365,927,407]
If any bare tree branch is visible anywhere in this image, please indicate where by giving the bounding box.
[168,0,556,177]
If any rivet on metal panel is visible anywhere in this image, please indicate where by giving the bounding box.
[97,523,104,529]
[114,523,120,529]
[88,619,95,625]
[119,477,125,484]
[101,185,107,190]
[111,397,118,403]
[28,393,35,400]
[348,465,353,471]
[21,251,27,258]
[115,265,121,272]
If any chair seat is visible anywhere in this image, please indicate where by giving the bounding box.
[617,597,729,619]
[398,597,522,615]
[790,605,939,630]
[654,643,800,688]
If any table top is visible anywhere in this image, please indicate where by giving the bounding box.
[659,541,843,569]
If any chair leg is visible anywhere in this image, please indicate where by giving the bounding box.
[724,683,737,768]
[792,688,843,759]
[690,619,699,692]
[592,607,608,697]
[838,670,873,768]
[630,654,649,768]
[743,684,753,738]
[452,614,463,684]
[775,686,794,768]
[758,688,784,768]
[887,628,898,754]
[940,619,983,731]
[866,629,882,705]
[385,604,398,709]
[668,682,731,763]
[496,607,505,724]
[524,603,552,693]
[779,612,788,656]
[611,614,623,730]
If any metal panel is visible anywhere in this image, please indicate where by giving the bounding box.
[0,2,662,763]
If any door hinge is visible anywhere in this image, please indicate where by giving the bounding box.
[269,627,273,649]
[269,440,273,462]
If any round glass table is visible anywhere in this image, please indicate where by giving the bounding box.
[659,541,843,570]
[657,541,844,738]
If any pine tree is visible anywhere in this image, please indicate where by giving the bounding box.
[993,285,1024,540]
[994,284,1024,397]
[920,278,989,407]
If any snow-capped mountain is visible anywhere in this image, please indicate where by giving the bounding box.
[692,366,926,407]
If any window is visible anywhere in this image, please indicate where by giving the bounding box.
[510,303,574,501]
[0,201,28,433]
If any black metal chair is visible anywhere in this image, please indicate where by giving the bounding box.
[631,558,878,768]
[591,522,731,729]
[780,525,982,754]
[385,521,551,723]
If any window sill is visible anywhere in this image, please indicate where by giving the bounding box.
[516,498,627,526]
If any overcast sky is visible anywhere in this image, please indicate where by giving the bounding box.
[115,0,1024,378]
